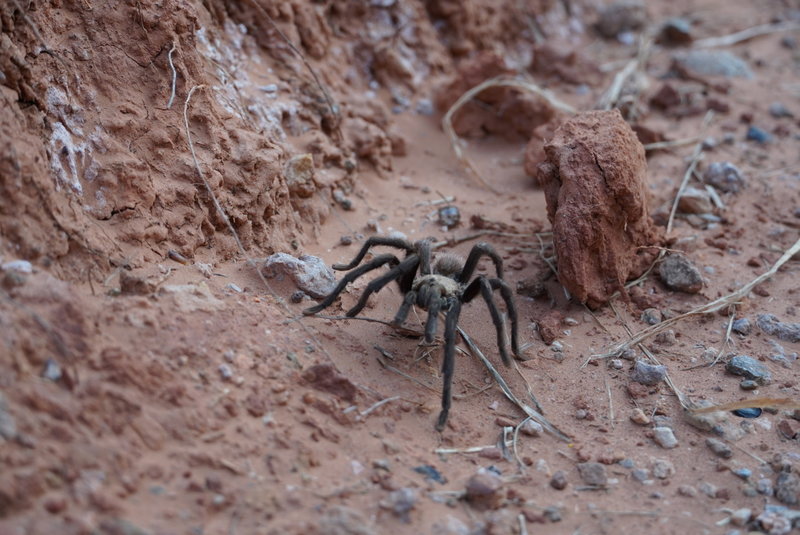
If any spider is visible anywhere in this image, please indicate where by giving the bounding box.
[303,236,521,430]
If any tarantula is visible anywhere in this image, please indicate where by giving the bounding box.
[303,236,521,430]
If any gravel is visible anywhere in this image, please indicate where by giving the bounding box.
[653,427,678,449]
[577,462,608,486]
[631,360,667,386]
[726,355,772,385]
[703,162,745,193]
[705,437,733,459]
[757,314,800,343]
[658,253,704,293]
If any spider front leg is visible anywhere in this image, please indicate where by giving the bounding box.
[303,253,400,315]
[458,242,504,283]
[332,236,415,271]
[462,276,515,366]
[345,255,421,317]
[436,298,462,431]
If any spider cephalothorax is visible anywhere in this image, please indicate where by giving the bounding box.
[304,236,521,430]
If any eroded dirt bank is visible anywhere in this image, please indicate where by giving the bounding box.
[2,1,800,534]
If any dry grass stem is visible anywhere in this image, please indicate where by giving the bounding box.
[694,21,800,48]
[642,136,700,152]
[457,327,570,441]
[592,236,800,361]
[443,77,576,192]
[359,396,400,418]
[596,35,652,111]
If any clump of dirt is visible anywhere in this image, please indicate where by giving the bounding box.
[536,109,661,308]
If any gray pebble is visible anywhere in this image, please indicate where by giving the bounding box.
[659,253,704,293]
[381,488,417,521]
[757,477,774,496]
[42,359,62,382]
[769,102,793,118]
[550,470,568,490]
[733,468,751,479]
[699,481,718,497]
[703,162,745,193]
[726,355,771,385]
[775,472,800,506]
[654,329,677,346]
[620,458,635,469]
[652,459,675,479]
[218,364,233,381]
[658,17,692,45]
[740,379,759,391]
[595,1,647,38]
[732,317,751,335]
[415,99,434,116]
[609,359,624,370]
[674,50,753,78]
[757,314,800,343]
[746,125,772,144]
[290,290,306,304]
[705,437,733,459]
[631,360,667,386]
[730,508,751,527]
[631,468,650,483]
[577,462,607,487]
[641,308,663,325]
[520,420,543,437]
[701,136,717,150]
[339,235,353,246]
[543,506,562,522]
[263,253,336,299]
[653,427,678,449]
[677,484,697,497]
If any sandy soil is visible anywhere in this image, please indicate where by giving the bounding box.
[2,1,800,534]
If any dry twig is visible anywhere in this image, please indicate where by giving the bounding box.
[694,21,800,48]
[166,41,178,109]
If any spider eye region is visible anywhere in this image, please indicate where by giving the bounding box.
[413,274,460,300]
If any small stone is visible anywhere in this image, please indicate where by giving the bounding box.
[756,314,800,343]
[732,318,751,335]
[42,359,62,382]
[701,136,717,150]
[413,465,446,484]
[520,420,543,437]
[631,469,650,483]
[380,488,417,522]
[437,206,460,228]
[746,125,772,144]
[757,509,792,535]
[730,508,751,527]
[777,419,800,440]
[290,290,305,304]
[740,379,758,391]
[653,427,678,449]
[465,470,504,510]
[543,506,562,522]
[218,364,233,381]
[595,1,647,38]
[698,481,718,497]
[550,471,568,490]
[284,154,316,198]
[705,437,733,459]
[332,189,354,211]
[339,235,353,246]
[577,462,607,487]
[620,458,635,469]
[677,484,697,497]
[726,355,771,385]
[769,102,793,118]
[674,50,753,78]
[703,162,745,193]
[415,99,434,116]
[658,17,692,45]
[631,360,667,386]
[652,459,675,479]
[733,468,751,480]
[654,329,677,346]
[677,187,713,214]
[630,408,651,425]
[775,472,800,506]
[641,308,662,325]
[756,478,773,496]
[659,253,704,293]
[609,359,624,370]
[262,253,336,299]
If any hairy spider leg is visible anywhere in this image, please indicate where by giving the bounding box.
[436,298,462,431]
[416,239,433,275]
[462,276,512,366]
[345,255,421,317]
[393,290,417,327]
[458,242,504,283]
[303,253,400,315]
[332,236,415,270]
[488,278,521,358]
[422,285,443,343]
